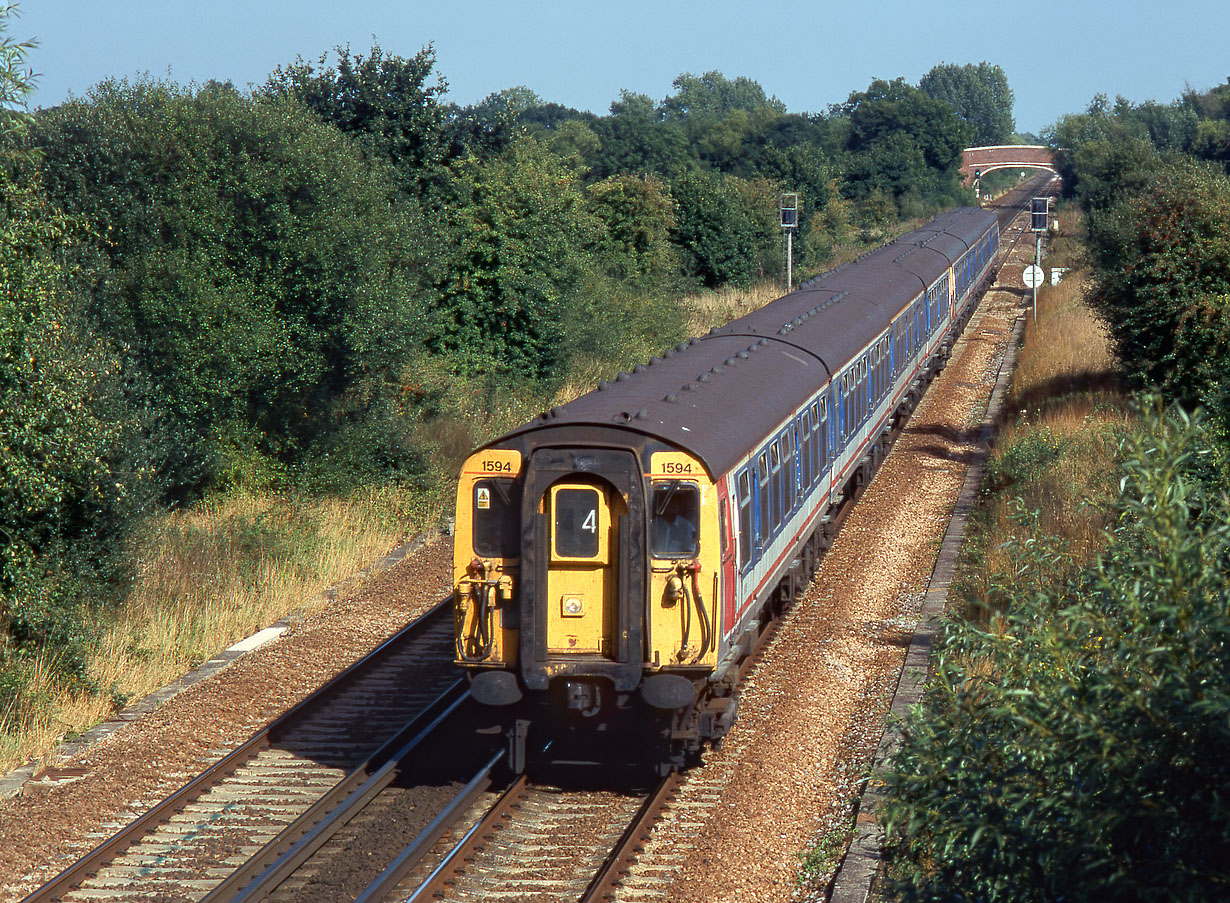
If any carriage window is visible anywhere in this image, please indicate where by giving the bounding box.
[782,429,795,514]
[770,441,783,528]
[801,412,812,489]
[758,453,771,540]
[738,470,752,569]
[473,479,521,558]
[819,398,829,469]
[554,487,600,558]
[811,402,822,479]
[650,482,699,559]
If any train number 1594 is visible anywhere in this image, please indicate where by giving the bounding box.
[481,459,514,473]
[662,461,693,474]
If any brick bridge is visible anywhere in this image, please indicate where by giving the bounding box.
[960,145,1057,186]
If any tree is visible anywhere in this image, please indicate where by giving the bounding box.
[919,62,1015,147]
[264,43,450,195]
[669,168,778,287]
[1086,159,1230,415]
[838,78,971,204]
[34,79,432,494]
[586,173,678,282]
[430,136,606,379]
[589,91,688,179]
[0,4,149,686]
[659,71,785,121]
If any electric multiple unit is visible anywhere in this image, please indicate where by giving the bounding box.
[452,207,999,771]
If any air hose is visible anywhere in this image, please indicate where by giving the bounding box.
[457,560,496,662]
[689,562,712,663]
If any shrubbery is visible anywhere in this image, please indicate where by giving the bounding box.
[882,406,1230,901]
[33,78,434,497]
[1052,83,1230,457]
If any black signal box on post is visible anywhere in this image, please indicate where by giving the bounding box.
[779,193,799,230]
[1031,197,1049,232]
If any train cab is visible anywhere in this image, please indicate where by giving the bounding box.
[452,437,723,733]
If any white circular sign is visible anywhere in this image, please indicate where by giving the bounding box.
[1022,264,1045,289]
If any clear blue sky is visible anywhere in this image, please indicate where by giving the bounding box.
[17,0,1230,137]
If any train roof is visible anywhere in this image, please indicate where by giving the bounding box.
[494,207,998,478]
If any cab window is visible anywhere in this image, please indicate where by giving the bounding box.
[650,482,700,559]
[473,479,521,558]
[554,487,600,558]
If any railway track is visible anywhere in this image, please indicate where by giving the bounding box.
[22,599,462,903]
[188,565,785,903]
[21,181,1054,903]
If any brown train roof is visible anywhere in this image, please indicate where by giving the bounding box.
[497,207,997,478]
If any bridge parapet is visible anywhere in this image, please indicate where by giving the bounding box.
[961,145,1058,185]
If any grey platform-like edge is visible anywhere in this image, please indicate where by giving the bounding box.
[0,531,438,800]
[828,310,1028,902]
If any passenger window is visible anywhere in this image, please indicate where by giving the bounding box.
[473,479,521,558]
[770,441,783,527]
[554,487,600,558]
[782,431,794,514]
[650,482,699,559]
[819,398,829,468]
[737,471,752,569]
[801,412,812,488]
[758,453,771,541]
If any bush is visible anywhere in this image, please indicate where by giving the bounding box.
[0,166,154,675]
[669,167,779,287]
[33,78,432,498]
[882,405,1230,902]
[984,428,1072,491]
[1086,160,1230,419]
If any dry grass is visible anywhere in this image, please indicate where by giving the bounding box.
[1008,273,1120,419]
[960,251,1135,621]
[0,487,435,773]
[680,280,786,336]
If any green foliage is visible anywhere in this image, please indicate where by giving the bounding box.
[882,406,1230,902]
[0,2,33,147]
[0,173,144,666]
[586,173,679,283]
[660,71,787,121]
[837,78,972,206]
[669,167,779,287]
[1052,84,1230,441]
[33,78,432,496]
[589,90,690,180]
[1087,159,1230,416]
[264,43,450,196]
[430,136,608,379]
[0,6,151,691]
[985,429,1072,492]
[920,62,1015,147]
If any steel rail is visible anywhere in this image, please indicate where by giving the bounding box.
[353,748,508,903]
[202,678,469,902]
[579,773,683,903]
[21,596,454,903]
[402,773,530,902]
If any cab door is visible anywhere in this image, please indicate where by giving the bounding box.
[544,481,621,658]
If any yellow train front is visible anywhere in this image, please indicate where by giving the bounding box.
[453,423,730,771]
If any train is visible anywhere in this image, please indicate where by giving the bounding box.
[451,206,1000,772]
